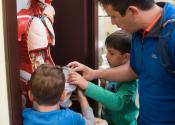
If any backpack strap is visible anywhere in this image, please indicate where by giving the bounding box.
[158,16,175,77]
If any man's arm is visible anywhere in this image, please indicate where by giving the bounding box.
[94,62,138,82]
[68,61,137,82]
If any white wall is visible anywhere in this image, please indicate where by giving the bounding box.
[16,0,30,12]
[0,1,10,125]
[155,0,174,2]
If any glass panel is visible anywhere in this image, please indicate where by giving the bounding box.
[98,5,120,69]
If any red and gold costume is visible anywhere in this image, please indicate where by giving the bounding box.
[17,0,55,107]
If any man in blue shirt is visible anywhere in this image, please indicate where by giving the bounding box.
[68,0,175,125]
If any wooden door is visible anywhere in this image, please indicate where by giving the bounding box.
[51,0,98,68]
[51,0,98,114]
[3,0,22,124]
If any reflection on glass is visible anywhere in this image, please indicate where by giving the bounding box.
[98,5,119,69]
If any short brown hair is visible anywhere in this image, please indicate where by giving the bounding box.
[29,64,65,106]
[98,0,154,16]
[105,30,131,54]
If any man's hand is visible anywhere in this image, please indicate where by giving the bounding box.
[67,61,97,81]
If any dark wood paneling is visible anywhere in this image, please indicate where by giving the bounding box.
[2,0,22,124]
[51,0,98,68]
[87,0,99,69]
[52,0,88,66]
[86,0,99,116]
[52,0,98,115]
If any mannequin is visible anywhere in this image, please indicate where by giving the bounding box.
[17,0,55,107]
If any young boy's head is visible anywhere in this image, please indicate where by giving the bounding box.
[29,64,65,106]
[105,30,131,67]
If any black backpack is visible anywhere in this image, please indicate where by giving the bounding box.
[158,16,175,77]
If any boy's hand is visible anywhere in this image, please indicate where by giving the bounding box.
[67,61,97,81]
[76,89,90,112]
[77,89,87,103]
[67,71,88,90]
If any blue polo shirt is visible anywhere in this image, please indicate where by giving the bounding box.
[130,3,175,125]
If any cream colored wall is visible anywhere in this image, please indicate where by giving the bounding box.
[0,1,10,125]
